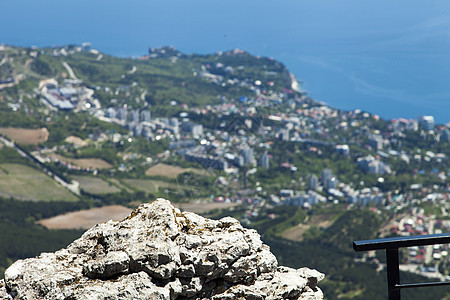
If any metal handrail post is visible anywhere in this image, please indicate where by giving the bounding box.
[386,248,401,300]
[353,233,450,299]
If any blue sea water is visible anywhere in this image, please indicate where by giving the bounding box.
[0,0,449,124]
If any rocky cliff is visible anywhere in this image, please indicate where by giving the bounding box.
[0,199,324,299]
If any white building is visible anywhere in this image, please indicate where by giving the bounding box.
[259,151,270,169]
[141,110,151,122]
[418,116,435,131]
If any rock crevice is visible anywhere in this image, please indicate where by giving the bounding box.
[0,199,324,299]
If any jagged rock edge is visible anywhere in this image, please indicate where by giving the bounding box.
[0,198,324,299]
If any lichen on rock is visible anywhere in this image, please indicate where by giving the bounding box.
[0,198,324,299]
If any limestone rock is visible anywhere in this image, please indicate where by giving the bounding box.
[0,279,12,300]
[0,198,324,299]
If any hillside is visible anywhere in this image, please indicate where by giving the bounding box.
[0,44,449,299]
[0,45,298,114]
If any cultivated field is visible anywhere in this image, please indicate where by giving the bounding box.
[38,202,240,230]
[71,175,121,194]
[0,163,78,201]
[109,178,133,192]
[123,178,186,193]
[175,202,240,214]
[0,127,49,145]
[50,154,112,169]
[282,214,337,242]
[145,163,205,178]
[38,205,133,229]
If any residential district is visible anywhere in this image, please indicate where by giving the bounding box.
[1,44,449,281]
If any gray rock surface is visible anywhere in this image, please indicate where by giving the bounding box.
[0,198,324,299]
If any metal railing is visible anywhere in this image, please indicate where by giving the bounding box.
[353,233,450,300]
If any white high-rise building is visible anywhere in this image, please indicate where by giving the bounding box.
[241,147,254,166]
[418,116,435,131]
[106,107,116,119]
[117,108,128,121]
[129,110,139,123]
[308,174,318,191]
[141,110,151,122]
[259,151,270,169]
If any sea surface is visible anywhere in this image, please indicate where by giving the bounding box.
[0,0,449,124]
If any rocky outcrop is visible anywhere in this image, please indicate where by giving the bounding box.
[0,199,324,299]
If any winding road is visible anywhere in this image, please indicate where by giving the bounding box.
[62,61,80,81]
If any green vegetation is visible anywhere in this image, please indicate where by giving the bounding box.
[30,56,54,76]
[71,175,121,194]
[23,47,291,112]
[0,197,88,277]
[244,207,449,300]
[45,113,126,145]
[122,178,176,193]
[80,190,151,207]
[0,108,43,128]
[0,147,29,165]
[251,205,307,236]
[0,163,78,201]
[122,177,208,203]
[1,45,449,299]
